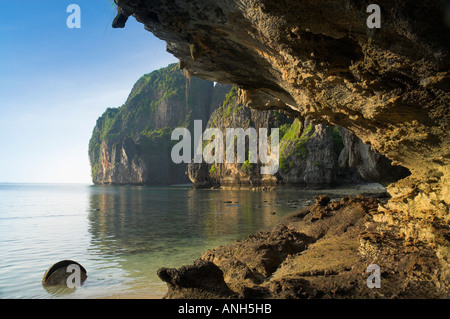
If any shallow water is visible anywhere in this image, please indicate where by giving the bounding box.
[0,182,384,299]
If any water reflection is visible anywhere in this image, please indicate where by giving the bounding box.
[85,184,384,296]
[43,285,78,297]
[88,187,292,255]
[85,186,308,295]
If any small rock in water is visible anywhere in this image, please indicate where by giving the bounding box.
[42,260,87,287]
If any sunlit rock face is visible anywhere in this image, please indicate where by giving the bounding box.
[114,0,449,291]
[89,64,217,185]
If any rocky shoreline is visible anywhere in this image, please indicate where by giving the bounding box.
[157,193,448,299]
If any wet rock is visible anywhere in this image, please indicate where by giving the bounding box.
[42,260,87,287]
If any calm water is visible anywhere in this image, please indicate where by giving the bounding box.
[0,183,384,299]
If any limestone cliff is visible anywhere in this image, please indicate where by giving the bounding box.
[90,68,403,187]
[89,63,220,185]
[188,87,409,189]
[112,0,450,297]
[187,86,293,188]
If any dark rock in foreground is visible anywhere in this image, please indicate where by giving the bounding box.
[157,260,235,298]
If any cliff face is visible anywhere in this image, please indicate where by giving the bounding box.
[188,87,409,189]
[112,0,450,297]
[187,86,292,188]
[89,68,403,187]
[278,121,363,187]
[89,63,221,185]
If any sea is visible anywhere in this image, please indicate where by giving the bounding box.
[0,182,385,299]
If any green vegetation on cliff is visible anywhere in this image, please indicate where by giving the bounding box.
[89,63,351,187]
[279,120,314,173]
[88,63,215,185]
[211,86,239,126]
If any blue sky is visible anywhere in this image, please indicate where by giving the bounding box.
[0,1,177,183]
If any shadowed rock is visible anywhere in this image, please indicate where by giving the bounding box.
[112,5,131,28]
[157,260,235,298]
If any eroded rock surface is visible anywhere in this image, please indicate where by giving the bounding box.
[158,196,448,298]
[113,0,450,297]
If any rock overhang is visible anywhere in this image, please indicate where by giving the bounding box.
[112,0,449,268]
